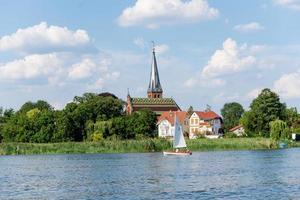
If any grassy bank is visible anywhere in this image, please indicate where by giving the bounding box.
[187,138,278,151]
[0,138,280,155]
[0,139,171,155]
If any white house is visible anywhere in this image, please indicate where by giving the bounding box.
[229,125,245,136]
[157,111,188,138]
[189,111,223,139]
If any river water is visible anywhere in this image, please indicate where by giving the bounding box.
[1,149,300,199]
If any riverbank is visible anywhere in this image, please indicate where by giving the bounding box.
[0,138,283,155]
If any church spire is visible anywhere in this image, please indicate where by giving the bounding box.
[147,42,163,98]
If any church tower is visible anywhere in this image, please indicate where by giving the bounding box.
[147,46,163,98]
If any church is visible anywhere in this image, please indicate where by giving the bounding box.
[126,47,181,116]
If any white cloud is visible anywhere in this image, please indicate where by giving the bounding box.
[245,88,263,100]
[213,92,240,104]
[185,76,226,88]
[118,0,219,28]
[201,38,256,78]
[68,58,96,80]
[274,71,300,98]
[234,22,265,32]
[0,53,63,80]
[155,44,169,55]
[133,37,146,49]
[0,51,120,92]
[274,0,300,11]
[0,22,91,53]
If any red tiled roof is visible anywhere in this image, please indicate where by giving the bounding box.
[195,111,221,120]
[157,111,188,126]
[229,125,243,132]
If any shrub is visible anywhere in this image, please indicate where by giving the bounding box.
[225,132,238,138]
[270,119,290,140]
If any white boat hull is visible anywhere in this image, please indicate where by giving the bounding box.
[163,151,192,156]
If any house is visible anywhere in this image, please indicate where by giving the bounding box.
[189,111,223,139]
[126,47,180,116]
[229,125,245,136]
[157,111,188,138]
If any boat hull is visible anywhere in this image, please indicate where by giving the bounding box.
[163,151,192,156]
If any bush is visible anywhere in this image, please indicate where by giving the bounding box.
[270,119,290,140]
[225,132,238,138]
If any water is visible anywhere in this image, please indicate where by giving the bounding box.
[1,149,300,200]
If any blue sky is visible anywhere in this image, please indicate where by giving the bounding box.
[1,0,300,113]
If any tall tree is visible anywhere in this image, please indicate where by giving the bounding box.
[19,100,53,113]
[242,88,286,137]
[221,102,244,132]
[284,107,299,128]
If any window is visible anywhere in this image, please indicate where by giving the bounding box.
[195,119,198,125]
[191,118,194,125]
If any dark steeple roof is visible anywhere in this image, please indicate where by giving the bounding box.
[147,47,163,93]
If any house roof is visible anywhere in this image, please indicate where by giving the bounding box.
[229,125,243,132]
[194,111,221,120]
[131,97,177,105]
[157,111,188,126]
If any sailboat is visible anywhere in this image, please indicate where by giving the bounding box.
[163,115,192,156]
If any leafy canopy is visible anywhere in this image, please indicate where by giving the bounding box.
[221,102,244,132]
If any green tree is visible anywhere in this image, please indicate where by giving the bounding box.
[55,93,124,142]
[109,117,131,139]
[284,107,299,129]
[240,111,256,137]
[19,100,53,113]
[269,119,290,140]
[221,102,244,132]
[0,108,14,142]
[0,107,3,142]
[243,88,286,137]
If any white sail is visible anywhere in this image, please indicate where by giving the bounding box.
[173,115,187,148]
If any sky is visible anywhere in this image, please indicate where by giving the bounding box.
[1,0,300,113]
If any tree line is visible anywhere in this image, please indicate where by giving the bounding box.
[0,93,157,143]
[221,88,300,140]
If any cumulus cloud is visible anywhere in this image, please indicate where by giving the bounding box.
[0,53,63,80]
[274,0,300,11]
[234,22,265,32]
[201,38,256,78]
[245,88,263,100]
[118,0,219,28]
[0,52,120,91]
[0,22,91,53]
[68,58,96,80]
[274,71,300,98]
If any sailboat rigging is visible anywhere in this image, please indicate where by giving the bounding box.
[163,114,192,156]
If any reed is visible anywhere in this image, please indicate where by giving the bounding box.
[0,139,171,155]
[0,138,278,155]
[187,137,278,151]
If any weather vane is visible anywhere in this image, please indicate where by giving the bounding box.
[151,41,155,52]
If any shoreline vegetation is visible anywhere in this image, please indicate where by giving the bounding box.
[0,138,296,155]
[1,90,300,156]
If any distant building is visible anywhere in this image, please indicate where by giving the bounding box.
[189,111,223,139]
[126,47,180,115]
[229,125,245,136]
[157,111,188,138]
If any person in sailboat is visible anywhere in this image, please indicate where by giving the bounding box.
[163,114,192,155]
